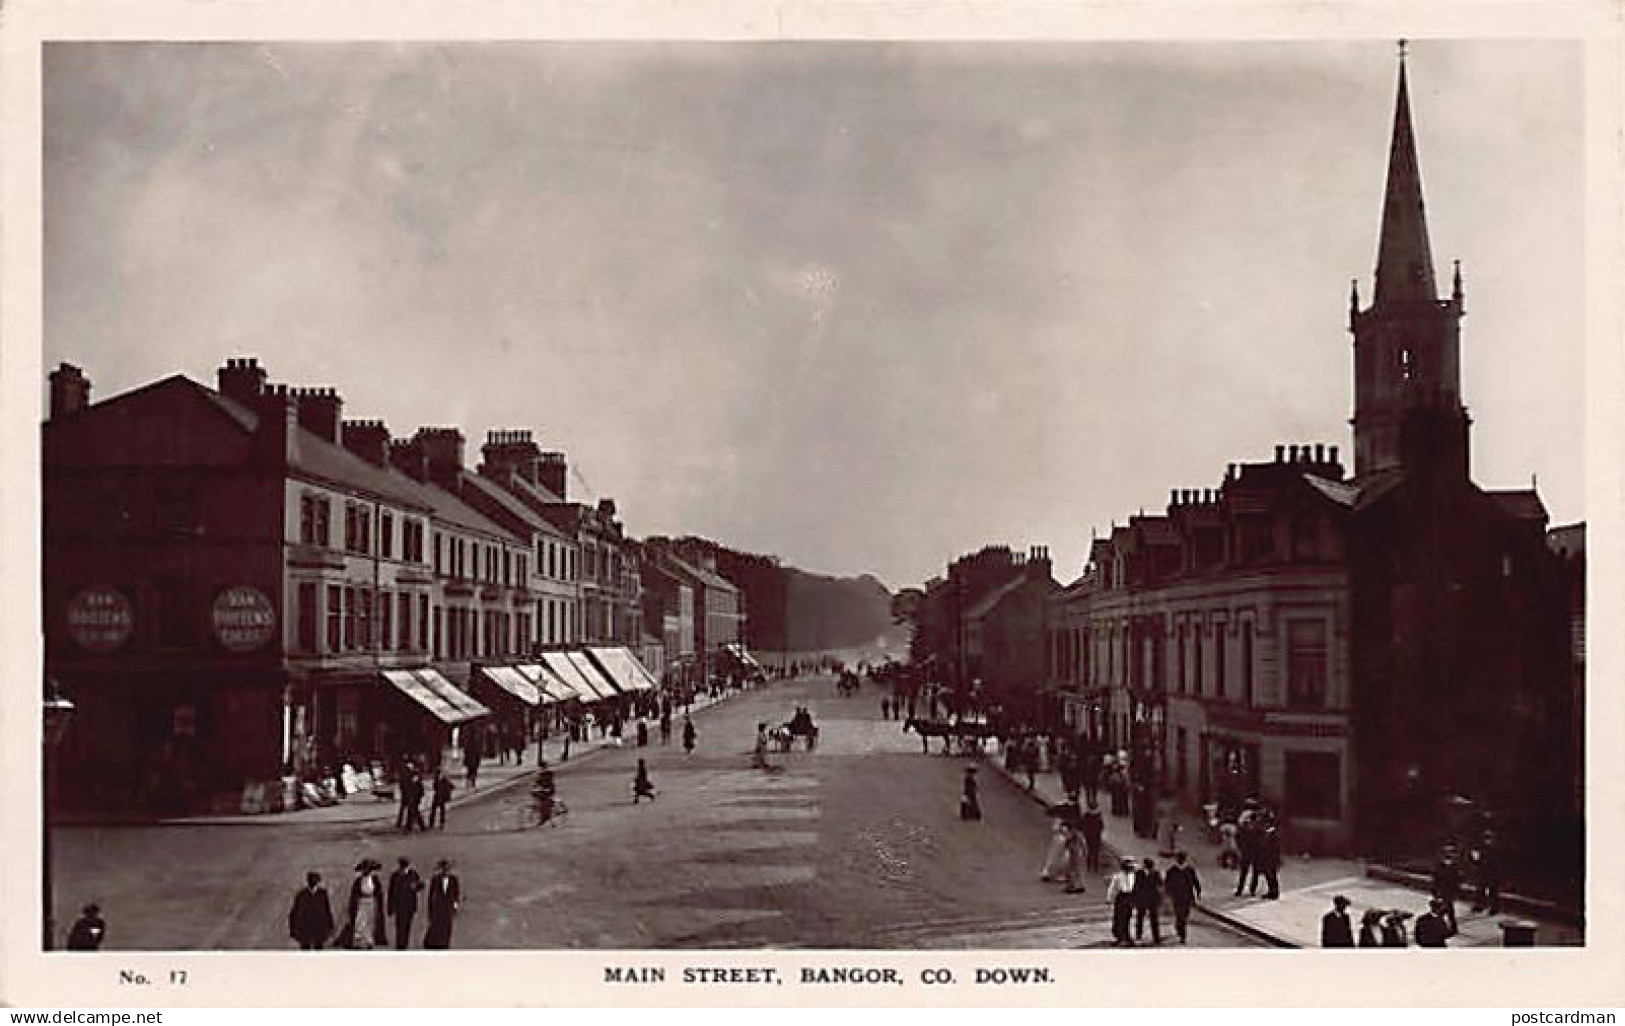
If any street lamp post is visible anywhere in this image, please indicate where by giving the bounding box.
[43,678,76,951]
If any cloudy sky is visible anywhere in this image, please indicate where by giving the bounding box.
[43,40,1585,588]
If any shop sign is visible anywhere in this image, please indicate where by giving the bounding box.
[66,586,133,653]
[212,585,276,653]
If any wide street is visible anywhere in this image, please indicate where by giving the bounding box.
[54,675,1263,950]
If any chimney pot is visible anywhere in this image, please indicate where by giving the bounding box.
[1330,445,1340,465]
[48,362,92,420]
[1288,445,1299,462]
[1314,443,1325,463]
[1275,445,1286,463]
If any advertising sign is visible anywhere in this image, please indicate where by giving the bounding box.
[65,586,134,652]
[211,585,276,653]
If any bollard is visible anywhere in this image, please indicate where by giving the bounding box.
[1500,919,1537,947]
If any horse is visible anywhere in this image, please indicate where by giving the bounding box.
[904,718,955,755]
[905,717,997,756]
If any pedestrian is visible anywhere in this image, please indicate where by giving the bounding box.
[1059,749,1080,804]
[1040,812,1071,882]
[429,770,453,830]
[340,859,386,950]
[1060,823,1088,894]
[1414,898,1453,948]
[1081,800,1105,872]
[636,718,650,748]
[387,856,423,951]
[1132,858,1163,945]
[659,710,672,746]
[1357,909,1385,947]
[1257,816,1282,899]
[1470,830,1502,914]
[880,697,890,721]
[423,859,461,950]
[960,765,982,821]
[1218,818,1240,870]
[463,740,481,792]
[287,872,335,951]
[1022,740,1037,791]
[65,903,106,951]
[1106,859,1138,947]
[1234,816,1259,897]
[1082,753,1101,807]
[1380,911,1410,948]
[1321,895,1355,948]
[633,758,656,803]
[682,715,696,755]
[1164,851,1201,944]
[1431,846,1462,934]
[394,762,413,830]
[403,770,427,834]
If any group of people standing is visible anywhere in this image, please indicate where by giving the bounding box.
[1038,799,1106,893]
[1222,803,1283,900]
[1104,853,1203,946]
[394,763,455,833]
[288,856,462,951]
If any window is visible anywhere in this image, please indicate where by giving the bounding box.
[1214,625,1227,700]
[418,595,429,652]
[1176,625,1186,694]
[434,533,443,575]
[357,508,371,555]
[343,586,358,650]
[297,582,318,653]
[433,605,443,659]
[327,585,343,653]
[155,577,195,649]
[1400,346,1416,381]
[1242,621,1255,707]
[380,512,394,559]
[1292,514,1319,561]
[1192,623,1204,696]
[378,590,392,651]
[1176,727,1188,790]
[1284,751,1341,819]
[398,592,412,651]
[1286,620,1329,709]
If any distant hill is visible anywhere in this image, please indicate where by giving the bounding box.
[661,537,904,655]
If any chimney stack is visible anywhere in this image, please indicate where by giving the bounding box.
[482,429,544,487]
[1275,445,1286,463]
[598,497,618,522]
[217,357,267,407]
[536,452,567,499]
[342,419,391,467]
[292,386,343,444]
[253,383,298,467]
[48,363,91,420]
[1314,443,1326,463]
[1329,445,1341,467]
[389,438,428,481]
[414,427,465,490]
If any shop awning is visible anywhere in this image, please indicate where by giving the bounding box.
[514,663,578,703]
[586,646,659,692]
[564,650,624,697]
[382,668,490,725]
[477,665,543,706]
[725,643,763,669]
[539,651,615,701]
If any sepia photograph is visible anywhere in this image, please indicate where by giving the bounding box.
[3,0,1622,1009]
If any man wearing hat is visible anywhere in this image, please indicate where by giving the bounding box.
[423,859,462,950]
[1106,858,1139,947]
[387,856,424,950]
[1413,898,1454,947]
[1321,895,1355,947]
[65,903,106,951]
[288,871,335,950]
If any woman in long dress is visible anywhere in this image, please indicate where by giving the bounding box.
[344,859,386,949]
[960,766,982,821]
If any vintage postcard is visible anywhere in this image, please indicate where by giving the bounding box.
[2,0,1622,1009]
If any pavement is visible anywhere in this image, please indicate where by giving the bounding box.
[152,685,753,827]
[983,749,1584,949]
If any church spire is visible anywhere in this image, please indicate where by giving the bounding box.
[1374,40,1438,305]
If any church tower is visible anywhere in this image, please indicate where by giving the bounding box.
[1349,45,1470,481]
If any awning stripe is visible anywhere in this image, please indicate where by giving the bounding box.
[540,651,614,701]
[478,665,542,706]
[564,650,624,697]
[381,668,490,725]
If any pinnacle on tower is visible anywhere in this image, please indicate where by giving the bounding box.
[1374,41,1438,305]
